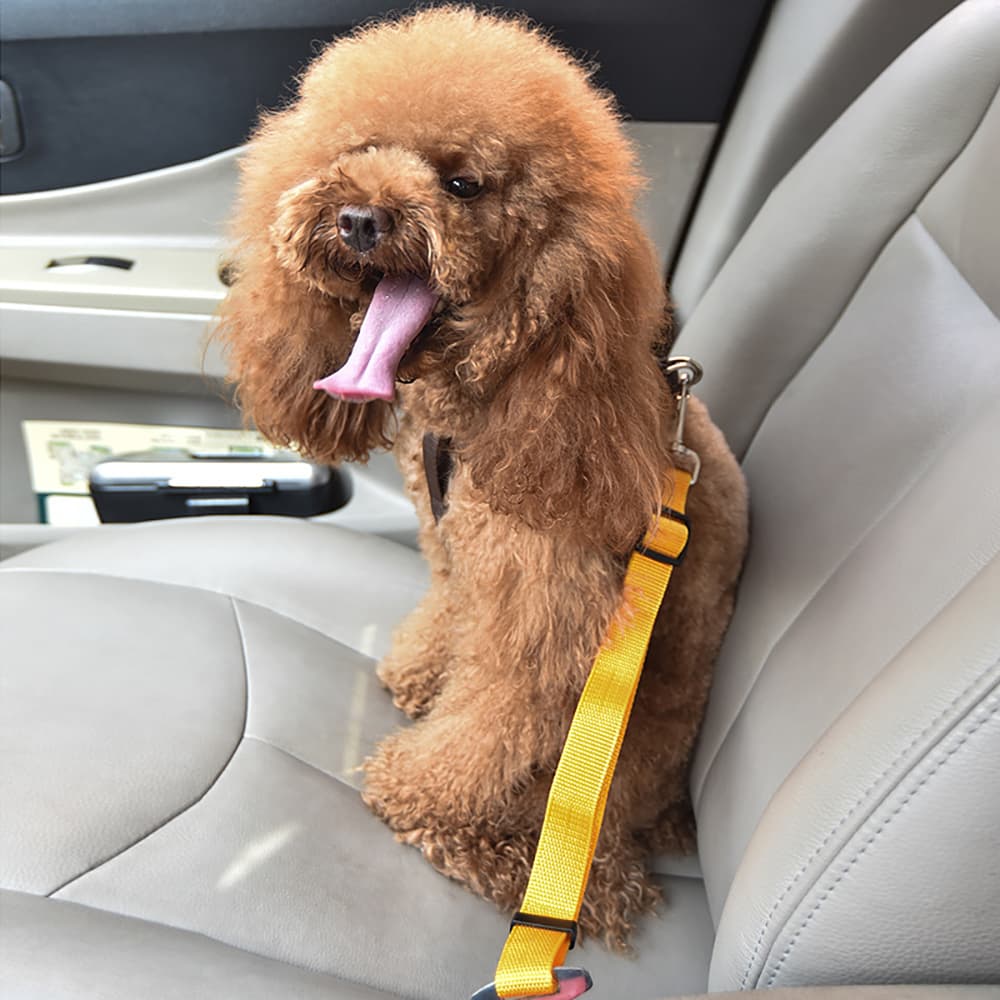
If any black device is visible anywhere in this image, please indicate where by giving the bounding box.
[88,448,349,523]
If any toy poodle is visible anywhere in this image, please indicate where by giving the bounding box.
[218,6,748,949]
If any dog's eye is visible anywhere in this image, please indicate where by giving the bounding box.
[444,176,482,200]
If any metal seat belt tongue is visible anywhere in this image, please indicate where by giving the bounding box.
[470,359,701,999]
[470,967,593,1000]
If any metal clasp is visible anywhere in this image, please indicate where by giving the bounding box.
[470,968,593,1000]
[664,356,703,485]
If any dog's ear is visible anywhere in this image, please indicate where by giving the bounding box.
[458,219,673,554]
[215,259,394,464]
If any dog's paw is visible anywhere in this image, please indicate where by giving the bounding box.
[361,746,417,831]
[376,655,444,719]
[362,736,447,832]
[388,673,442,719]
[578,850,662,953]
[394,822,535,912]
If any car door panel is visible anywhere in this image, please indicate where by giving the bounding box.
[0,1,771,530]
[1,0,769,194]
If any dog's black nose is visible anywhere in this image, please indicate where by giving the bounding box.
[337,204,392,253]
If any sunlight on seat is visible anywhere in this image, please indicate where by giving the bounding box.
[340,667,371,779]
[216,822,302,890]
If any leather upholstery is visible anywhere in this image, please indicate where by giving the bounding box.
[0,519,715,998]
[0,574,245,896]
[681,0,1000,988]
[2,3,999,997]
[685,0,1000,461]
[669,0,963,322]
[1,890,392,1000]
[5,515,429,658]
[673,992,1000,1000]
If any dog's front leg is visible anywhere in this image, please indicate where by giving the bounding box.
[363,672,560,827]
[375,415,457,718]
[377,584,454,719]
[363,518,625,887]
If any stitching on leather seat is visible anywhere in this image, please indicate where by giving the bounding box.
[761,687,999,986]
[700,418,1000,826]
[739,654,1000,986]
[48,598,250,897]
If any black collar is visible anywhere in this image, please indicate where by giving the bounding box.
[422,433,454,523]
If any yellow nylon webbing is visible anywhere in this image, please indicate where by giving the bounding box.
[493,470,692,998]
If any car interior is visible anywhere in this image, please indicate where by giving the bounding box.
[1,1,998,999]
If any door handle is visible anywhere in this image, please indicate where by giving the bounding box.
[47,256,135,271]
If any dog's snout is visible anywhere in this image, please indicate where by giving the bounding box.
[338,204,393,253]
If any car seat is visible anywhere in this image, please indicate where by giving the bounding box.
[2,3,998,996]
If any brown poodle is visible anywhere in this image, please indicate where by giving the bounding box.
[218,6,748,950]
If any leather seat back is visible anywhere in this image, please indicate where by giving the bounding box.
[679,1,1000,988]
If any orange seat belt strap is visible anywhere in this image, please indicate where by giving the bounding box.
[490,468,692,998]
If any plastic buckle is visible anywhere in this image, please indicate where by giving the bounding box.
[509,912,578,950]
[470,968,593,1000]
[634,504,691,567]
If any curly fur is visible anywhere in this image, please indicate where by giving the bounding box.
[218,6,748,949]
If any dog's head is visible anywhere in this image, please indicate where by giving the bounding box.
[220,6,671,548]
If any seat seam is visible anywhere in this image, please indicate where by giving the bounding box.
[0,565,381,659]
[695,76,1000,808]
[244,734,365,793]
[48,597,250,898]
[737,77,1000,463]
[911,211,1000,323]
[738,652,1000,987]
[760,685,1000,987]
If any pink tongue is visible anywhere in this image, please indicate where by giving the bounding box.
[313,274,438,402]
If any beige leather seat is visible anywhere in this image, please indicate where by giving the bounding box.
[2,3,998,997]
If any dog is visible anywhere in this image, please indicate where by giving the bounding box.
[218,6,748,949]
